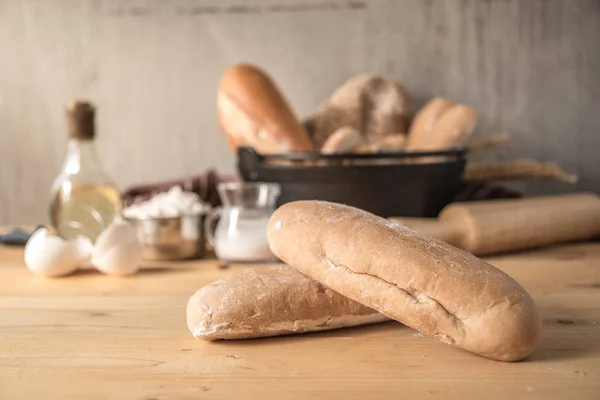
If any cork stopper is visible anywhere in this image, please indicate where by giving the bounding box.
[66,100,95,140]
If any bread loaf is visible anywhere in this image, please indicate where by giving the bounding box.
[428,105,477,148]
[267,201,542,361]
[304,75,413,148]
[187,265,389,340]
[407,98,477,151]
[407,97,454,149]
[217,64,313,154]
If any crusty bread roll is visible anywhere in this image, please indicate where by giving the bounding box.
[407,99,477,151]
[428,105,477,148]
[370,134,407,152]
[407,97,454,149]
[267,201,542,361]
[321,126,364,154]
[217,64,313,154]
[352,134,407,154]
[187,264,389,340]
[303,74,413,148]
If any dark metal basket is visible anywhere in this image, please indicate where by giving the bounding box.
[237,146,467,217]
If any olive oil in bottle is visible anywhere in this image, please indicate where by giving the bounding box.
[49,100,121,242]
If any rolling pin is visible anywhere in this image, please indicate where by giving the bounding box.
[390,193,600,256]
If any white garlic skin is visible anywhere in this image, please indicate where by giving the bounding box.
[91,220,142,276]
[24,228,91,277]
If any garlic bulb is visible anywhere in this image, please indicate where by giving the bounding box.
[91,219,142,276]
[24,228,91,277]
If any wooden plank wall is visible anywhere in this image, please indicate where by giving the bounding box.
[1,0,599,225]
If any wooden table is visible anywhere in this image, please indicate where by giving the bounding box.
[1,242,599,399]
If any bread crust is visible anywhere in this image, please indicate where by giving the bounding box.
[428,104,477,148]
[407,97,454,149]
[305,75,413,148]
[267,201,542,361]
[407,99,477,151]
[217,64,313,153]
[187,264,389,340]
[321,126,364,154]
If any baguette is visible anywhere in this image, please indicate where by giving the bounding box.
[217,64,313,154]
[187,264,389,340]
[267,201,542,361]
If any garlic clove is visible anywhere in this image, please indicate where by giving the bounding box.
[92,241,142,276]
[91,219,138,262]
[24,228,85,277]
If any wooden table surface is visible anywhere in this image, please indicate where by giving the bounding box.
[1,241,599,399]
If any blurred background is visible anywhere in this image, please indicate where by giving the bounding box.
[1,0,599,226]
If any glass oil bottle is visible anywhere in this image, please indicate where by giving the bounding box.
[49,100,122,242]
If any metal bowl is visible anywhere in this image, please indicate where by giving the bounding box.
[126,214,207,261]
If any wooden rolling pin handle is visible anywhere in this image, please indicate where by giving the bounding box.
[389,217,463,248]
[393,193,600,256]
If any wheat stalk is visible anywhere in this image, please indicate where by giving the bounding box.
[464,159,578,183]
[467,133,511,150]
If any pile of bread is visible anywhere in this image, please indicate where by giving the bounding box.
[217,64,577,183]
[218,64,476,156]
[188,64,547,362]
[187,200,542,362]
